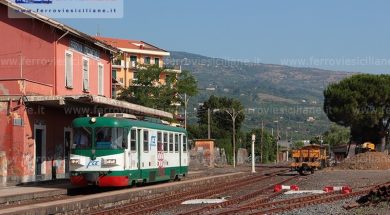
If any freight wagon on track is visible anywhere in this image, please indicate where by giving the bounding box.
[290,144,328,175]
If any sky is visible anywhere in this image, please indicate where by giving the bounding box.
[59,0,390,74]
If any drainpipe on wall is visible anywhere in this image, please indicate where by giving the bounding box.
[20,52,23,79]
[110,52,121,98]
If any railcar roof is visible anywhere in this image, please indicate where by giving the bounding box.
[300,144,325,149]
[72,117,186,133]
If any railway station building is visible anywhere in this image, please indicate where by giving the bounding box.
[0,1,173,184]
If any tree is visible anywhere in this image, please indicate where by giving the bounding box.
[118,65,198,113]
[197,95,245,136]
[322,124,350,147]
[118,65,162,108]
[245,129,276,163]
[323,74,390,151]
[176,70,198,98]
[193,96,245,166]
[309,136,322,145]
[291,141,304,149]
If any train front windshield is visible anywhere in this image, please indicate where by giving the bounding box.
[73,127,128,150]
[95,127,128,149]
[74,127,92,149]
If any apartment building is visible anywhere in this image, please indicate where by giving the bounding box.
[94,36,181,98]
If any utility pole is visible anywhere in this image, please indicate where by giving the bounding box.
[251,134,256,173]
[260,120,264,164]
[274,120,279,163]
[207,108,211,139]
[177,93,190,129]
[277,121,279,163]
[20,53,23,78]
[225,108,243,168]
[184,93,189,129]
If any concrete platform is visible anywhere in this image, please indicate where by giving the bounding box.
[0,183,69,205]
[0,171,203,205]
[0,172,245,215]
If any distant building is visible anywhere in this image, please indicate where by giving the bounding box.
[94,37,181,98]
[331,144,348,163]
[307,116,315,122]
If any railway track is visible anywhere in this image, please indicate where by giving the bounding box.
[0,169,250,211]
[215,181,390,215]
[252,181,390,215]
[89,168,291,215]
[179,174,299,215]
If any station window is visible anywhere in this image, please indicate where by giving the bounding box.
[169,133,173,152]
[130,129,136,151]
[163,132,168,152]
[183,135,187,152]
[143,130,149,152]
[157,132,163,151]
[174,134,179,152]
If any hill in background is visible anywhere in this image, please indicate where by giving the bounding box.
[166,51,354,140]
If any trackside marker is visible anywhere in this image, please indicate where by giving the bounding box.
[274,184,299,192]
[323,186,352,194]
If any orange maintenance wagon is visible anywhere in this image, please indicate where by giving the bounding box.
[290,144,328,175]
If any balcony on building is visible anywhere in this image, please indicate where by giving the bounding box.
[163,65,182,74]
[112,58,125,69]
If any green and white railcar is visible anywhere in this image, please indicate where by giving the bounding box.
[70,115,188,187]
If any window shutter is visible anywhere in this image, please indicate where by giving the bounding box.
[83,59,89,91]
[65,52,73,88]
[98,64,104,95]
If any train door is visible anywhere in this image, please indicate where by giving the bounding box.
[124,128,130,171]
[157,132,164,177]
[183,135,188,168]
[128,129,138,174]
[137,128,142,180]
[179,134,182,173]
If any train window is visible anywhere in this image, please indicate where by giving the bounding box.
[122,129,129,149]
[130,129,136,151]
[163,132,168,152]
[169,133,173,152]
[143,130,149,152]
[183,135,187,152]
[74,127,92,149]
[175,134,179,152]
[157,132,163,151]
[95,127,128,149]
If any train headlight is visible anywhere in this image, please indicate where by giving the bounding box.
[90,117,96,123]
[102,159,116,165]
[70,159,80,165]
